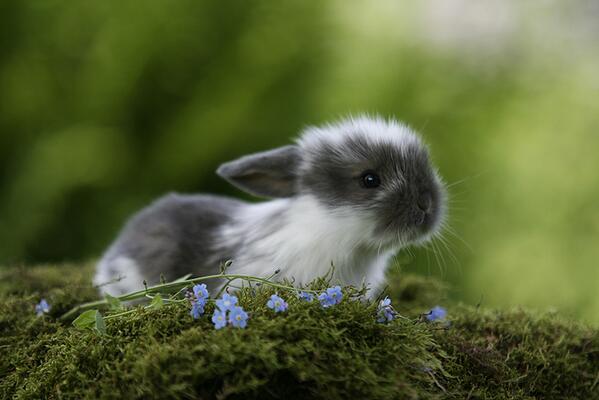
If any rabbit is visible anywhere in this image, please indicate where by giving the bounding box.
[94,115,447,297]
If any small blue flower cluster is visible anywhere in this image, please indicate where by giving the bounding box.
[426,305,447,322]
[267,287,343,313]
[212,293,248,329]
[190,284,209,319]
[55,278,448,333]
[35,299,50,316]
[188,285,249,329]
[297,291,314,302]
[317,286,343,308]
[377,296,396,323]
[267,294,288,312]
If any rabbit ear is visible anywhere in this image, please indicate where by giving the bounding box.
[216,145,301,198]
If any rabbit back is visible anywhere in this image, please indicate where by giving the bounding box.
[94,193,244,295]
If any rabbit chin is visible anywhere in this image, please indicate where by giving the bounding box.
[382,220,444,249]
[217,194,403,296]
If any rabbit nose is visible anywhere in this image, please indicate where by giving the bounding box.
[417,192,432,213]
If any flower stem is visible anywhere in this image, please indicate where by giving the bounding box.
[60,273,318,321]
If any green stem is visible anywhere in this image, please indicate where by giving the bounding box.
[60,273,318,321]
[103,308,138,321]
[214,277,235,299]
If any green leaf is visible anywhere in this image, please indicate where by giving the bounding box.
[72,309,106,335]
[150,295,164,309]
[105,293,123,311]
[95,311,106,335]
[72,310,99,329]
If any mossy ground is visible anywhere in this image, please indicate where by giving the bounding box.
[0,264,597,399]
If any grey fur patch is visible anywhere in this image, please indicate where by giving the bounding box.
[100,193,244,289]
[217,145,301,198]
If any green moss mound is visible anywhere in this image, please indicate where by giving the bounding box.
[0,264,597,399]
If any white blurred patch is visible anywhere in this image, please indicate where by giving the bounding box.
[93,256,144,296]
[422,0,517,52]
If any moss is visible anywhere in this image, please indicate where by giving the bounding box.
[436,307,599,398]
[0,264,597,399]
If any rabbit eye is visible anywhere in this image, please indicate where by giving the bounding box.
[361,171,380,188]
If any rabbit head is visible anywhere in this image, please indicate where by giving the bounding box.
[217,115,446,249]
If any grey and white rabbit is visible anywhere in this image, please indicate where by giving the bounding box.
[94,115,446,296]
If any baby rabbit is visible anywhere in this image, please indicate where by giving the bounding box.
[94,115,446,296]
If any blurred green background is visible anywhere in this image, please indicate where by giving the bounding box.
[1,1,597,323]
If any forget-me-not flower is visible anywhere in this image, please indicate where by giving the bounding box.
[229,306,249,328]
[298,291,314,302]
[318,292,334,308]
[216,293,238,312]
[35,299,50,316]
[212,308,228,329]
[318,286,343,308]
[267,294,288,313]
[191,301,205,319]
[326,286,343,304]
[426,306,447,322]
[189,283,210,319]
[193,283,209,302]
[376,296,395,323]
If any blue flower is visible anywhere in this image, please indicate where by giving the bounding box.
[193,283,209,301]
[318,292,334,308]
[190,301,205,319]
[229,306,249,328]
[212,308,228,329]
[378,309,395,323]
[267,294,288,313]
[35,299,50,316]
[318,286,343,308]
[377,296,395,323]
[326,286,343,305]
[298,291,314,302]
[216,293,238,312]
[188,284,209,319]
[379,297,391,308]
[426,306,447,322]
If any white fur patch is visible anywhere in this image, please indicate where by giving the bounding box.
[94,256,144,296]
[297,114,422,152]
[220,195,398,295]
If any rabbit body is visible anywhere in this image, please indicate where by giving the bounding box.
[95,116,446,296]
[94,193,393,296]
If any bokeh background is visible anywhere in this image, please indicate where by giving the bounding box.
[1,1,598,323]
